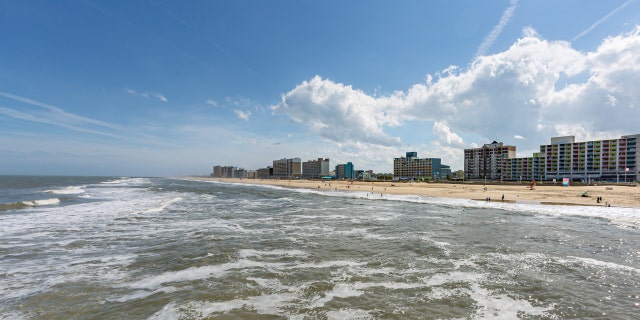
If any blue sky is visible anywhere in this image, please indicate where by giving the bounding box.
[2,0,640,176]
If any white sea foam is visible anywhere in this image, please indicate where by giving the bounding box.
[101,177,131,184]
[45,186,85,195]
[113,286,178,303]
[148,292,302,319]
[194,179,640,229]
[467,282,554,319]
[325,309,373,320]
[21,198,60,206]
[563,256,640,274]
[420,270,555,318]
[127,260,280,290]
[142,197,183,213]
[238,249,308,258]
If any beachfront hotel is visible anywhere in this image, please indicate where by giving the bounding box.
[539,134,639,182]
[393,152,445,181]
[471,134,640,182]
[272,157,302,178]
[212,165,236,178]
[335,162,355,180]
[464,141,516,181]
[302,158,330,179]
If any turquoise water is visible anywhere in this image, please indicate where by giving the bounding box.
[1,176,639,319]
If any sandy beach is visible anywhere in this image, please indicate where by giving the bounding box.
[187,177,640,208]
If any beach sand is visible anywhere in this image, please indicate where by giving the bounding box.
[188,177,640,208]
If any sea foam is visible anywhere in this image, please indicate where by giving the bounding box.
[21,198,60,206]
[45,186,85,195]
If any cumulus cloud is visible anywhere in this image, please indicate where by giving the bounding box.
[273,26,640,169]
[271,76,402,146]
[233,109,251,121]
[433,121,464,147]
[514,135,525,140]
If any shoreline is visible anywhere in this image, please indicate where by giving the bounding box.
[185,177,640,209]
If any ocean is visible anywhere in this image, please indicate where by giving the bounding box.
[1,176,639,319]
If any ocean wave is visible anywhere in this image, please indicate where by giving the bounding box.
[0,198,61,212]
[45,186,85,195]
[101,177,131,184]
[201,180,640,229]
[142,197,183,214]
[22,198,61,206]
[0,201,30,211]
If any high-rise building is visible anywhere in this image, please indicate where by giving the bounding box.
[489,134,640,182]
[302,158,330,179]
[539,134,639,182]
[503,153,543,182]
[464,141,516,181]
[335,162,355,179]
[393,152,442,181]
[272,158,302,178]
[212,165,236,178]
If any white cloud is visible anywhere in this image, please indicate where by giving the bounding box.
[271,76,402,146]
[206,99,218,107]
[233,109,251,121]
[273,26,640,170]
[125,88,167,102]
[433,121,464,146]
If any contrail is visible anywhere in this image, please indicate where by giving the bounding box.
[148,0,259,75]
[0,91,170,145]
[475,0,519,58]
[572,0,635,42]
[80,0,218,73]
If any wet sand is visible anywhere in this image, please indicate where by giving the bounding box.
[188,177,640,208]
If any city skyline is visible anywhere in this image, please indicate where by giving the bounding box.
[214,131,639,183]
[2,1,640,176]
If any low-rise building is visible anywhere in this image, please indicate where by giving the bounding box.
[256,167,272,179]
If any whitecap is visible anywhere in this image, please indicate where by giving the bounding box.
[238,249,308,258]
[142,197,183,213]
[45,186,85,195]
[21,198,60,206]
[563,256,640,274]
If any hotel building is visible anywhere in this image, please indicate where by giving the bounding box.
[335,162,355,180]
[302,158,330,179]
[464,141,516,181]
[489,134,640,182]
[212,165,236,178]
[393,152,442,181]
[540,134,639,182]
[272,157,302,178]
[256,167,272,179]
[503,153,543,182]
